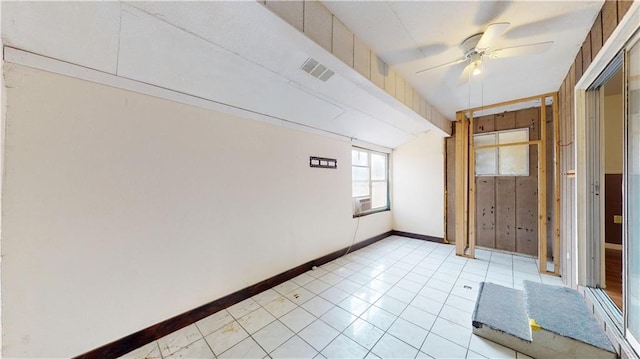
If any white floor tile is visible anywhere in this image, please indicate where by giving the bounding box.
[418,287,449,303]
[274,280,300,296]
[373,295,408,316]
[430,317,472,348]
[337,295,370,316]
[119,341,162,359]
[410,294,444,316]
[228,298,261,319]
[263,296,297,318]
[157,324,203,357]
[387,318,428,350]
[252,320,294,353]
[333,278,362,294]
[280,307,316,332]
[319,272,344,286]
[286,287,315,305]
[367,278,393,293]
[371,333,419,359]
[320,287,350,304]
[302,295,335,317]
[360,305,396,330]
[320,306,357,331]
[343,318,384,350]
[292,272,316,286]
[237,307,276,334]
[218,337,266,359]
[400,305,436,330]
[252,289,282,306]
[321,335,368,359]
[445,294,476,314]
[386,285,417,303]
[271,335,318,359]
[468,335,516,359]
[425,278,454,293]
[298,320,340,351]
[421,333,468,359]
[349,272,372,285]
[438,305,472,328]
[466,349,489,358]
[305,279,332,294]
[352,287,384,305]
[165,338,214,359]
[205,321,249,356]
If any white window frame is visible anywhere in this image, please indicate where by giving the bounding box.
[352,147,389,216]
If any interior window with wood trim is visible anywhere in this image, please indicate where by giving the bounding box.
[352,148,388,215]
[474,128,529,176]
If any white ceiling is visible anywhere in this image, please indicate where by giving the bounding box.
[323,1,604,117]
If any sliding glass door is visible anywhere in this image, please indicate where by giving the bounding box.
[625,35,640,352]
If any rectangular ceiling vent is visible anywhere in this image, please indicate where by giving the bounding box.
[300,57,334,82]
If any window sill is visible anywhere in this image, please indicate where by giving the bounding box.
[353,208,390,218]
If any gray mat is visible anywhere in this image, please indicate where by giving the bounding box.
[523,280,615,353]
[472,282,532,341]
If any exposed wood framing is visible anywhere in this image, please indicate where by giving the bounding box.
[443,140,450,244]
[453,93,560,274]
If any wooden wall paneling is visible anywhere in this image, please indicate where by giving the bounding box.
[412,89,421,113]
[546,104,555,261]
[575,48,584,81]
[404,84,413,108]
[395,75,406,104]
[602,1,618,43]
[516,174,539,256]
[496,177,517,251]
[495,111,516,131]
[583,33,593,71]
[476,177,496,248]
[370,55,386,90]
[385,68,396,97]
[303,0,332,52]
[474,114,495,133]
[604,174,623,245]
[354,37,371,80]
[446,135,456,243]
[265,1,304,32]
[516,107,540,140]
[591,13,603,59]
[617,0,633,23]
[332,16,354,67]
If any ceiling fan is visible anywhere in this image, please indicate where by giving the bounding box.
[415,22,553,81]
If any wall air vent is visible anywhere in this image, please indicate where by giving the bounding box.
[300,57,335,82]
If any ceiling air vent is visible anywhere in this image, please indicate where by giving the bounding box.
[300,57,334,82]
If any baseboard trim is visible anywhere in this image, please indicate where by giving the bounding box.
[390,230,444,243]
[75,230,393,359]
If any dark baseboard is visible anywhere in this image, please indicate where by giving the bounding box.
[75,230,393,359]
[390,230,444,243]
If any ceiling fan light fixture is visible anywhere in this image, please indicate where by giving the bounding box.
[472,64,482,76]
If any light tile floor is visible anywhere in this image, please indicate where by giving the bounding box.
[121,236,564,359]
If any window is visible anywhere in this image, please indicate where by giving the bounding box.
[474,128,529,176]
[352,148,388,215]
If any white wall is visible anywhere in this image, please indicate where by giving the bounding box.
[604,93,623,174]
[0,64,392,358]
[391,131,446,237]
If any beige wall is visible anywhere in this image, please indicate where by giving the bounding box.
[0,64,392,357]
[604,93,624,174]
[391,131,445,238]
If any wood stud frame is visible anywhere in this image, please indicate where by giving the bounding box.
[453,93,560,275]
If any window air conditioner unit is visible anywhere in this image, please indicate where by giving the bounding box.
[354,197,372,214]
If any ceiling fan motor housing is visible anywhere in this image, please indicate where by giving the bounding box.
[460,33,484,59]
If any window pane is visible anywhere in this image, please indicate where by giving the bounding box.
[352,167,370,181]
[353,181,369,197]
[499,144,528,175]
[474,133,496,147]
[372,182,387,209]
[352,150,368,166]
[476,148,497,175]
[499,129,528,144]
[371,154,386,180]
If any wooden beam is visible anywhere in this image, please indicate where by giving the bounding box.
[468,113,476,259]
[463,92,556,114]
[443,139,450,244]
[455,113,467,256]
[474,140,543,150]
[553,93,561,275]
[538,97,548,273]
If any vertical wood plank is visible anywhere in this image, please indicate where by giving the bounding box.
[582,33,592,71]
[265,1,304,32]
[385,68,397,97]
[496,177,517,251]
[590,13,603,59]
[446,136,456,243]
[455,113,468,256]
[575,48,583,80]
[476,177,496,248]
[516,175,539,256]
[553,93,561,275]
[354,37,371,80]
[539,98,548,272]
[602,1,618,43]
[474,115,495,133]
[469,114,476,258]
[370,55,386,90]
[303,0,332,52]
[332,16,354,67]
[617,0,632,23]
[495,112,515,131]
[395,75,406,104]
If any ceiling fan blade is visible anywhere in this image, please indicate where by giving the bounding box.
[416,57,466,75]
[476,22,510,50]
[457,62,474,85]
[488,41,554,59]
